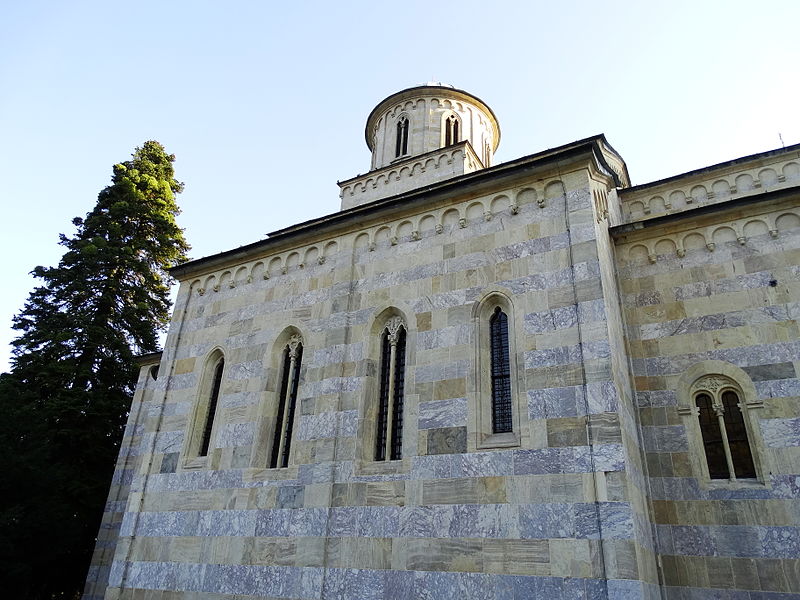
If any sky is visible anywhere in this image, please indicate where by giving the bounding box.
[1,0,799,372]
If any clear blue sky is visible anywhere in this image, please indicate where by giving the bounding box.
[1,1,798,371]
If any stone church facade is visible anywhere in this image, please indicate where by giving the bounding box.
[84,84,800,600]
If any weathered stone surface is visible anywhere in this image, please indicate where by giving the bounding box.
[427,426,468,455]
[85,85,800,600]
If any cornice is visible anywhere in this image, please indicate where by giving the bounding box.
[169,135,612,280]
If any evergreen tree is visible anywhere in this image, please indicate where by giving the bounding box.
[0,141,189,598]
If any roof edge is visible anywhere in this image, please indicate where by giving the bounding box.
[623,141,800,195]
[170,135,611,279]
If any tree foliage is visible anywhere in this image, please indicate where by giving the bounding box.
[0,141,189,598]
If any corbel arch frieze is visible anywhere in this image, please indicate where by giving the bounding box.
[622,208,799,264]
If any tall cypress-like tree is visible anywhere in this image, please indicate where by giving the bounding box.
[0,141,189,599]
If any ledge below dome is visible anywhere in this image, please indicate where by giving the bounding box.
[339,141,484,210]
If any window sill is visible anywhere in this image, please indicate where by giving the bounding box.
[477,431,520,450]
[181,456,209,470]
[704,477,767,490]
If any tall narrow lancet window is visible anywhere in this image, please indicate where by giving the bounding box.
[693,377,756,480]
[375,317,406,461]
[444,114,460,146]
[199,357,224,457]
[395,117,409,157]
[489,307,512,434]
[270,335,303,468]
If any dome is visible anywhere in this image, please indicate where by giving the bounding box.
[364,84,501,171]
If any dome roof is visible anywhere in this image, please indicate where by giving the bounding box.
[365,84,500,153]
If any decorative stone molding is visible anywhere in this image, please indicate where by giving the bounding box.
[187,181,576,298]
[385,316,405,345]
[622,208,800,265]
[676,360,770,487]
[340,144,485,210]
[621,158,800,222]
[288,334,303,359]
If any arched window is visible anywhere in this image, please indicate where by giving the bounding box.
[474,293,521,450]
[444,114,460,147]
[183,349,226,464]
[199,357,224,457]
[270,335,303,468]
[677,362,766,486]
[375,317,406,461]
[693,377,756,480]
[395,116,409,157]
[489,307,512,434]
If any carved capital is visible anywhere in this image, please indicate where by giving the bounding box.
[435,224,444,234]
[281,266,288,275]
[537,198,546,208]
[769,229,779,238]
[318,256,326,265]
[288,334,303,359]
[648,254,657,264]
[458,218,467,229]
[198,288,205,296]
[390,236,398,246]
[411,230,421,241]
[676,248,686,258]
[706,242,716,252]
[510,204,519,215]
[484,211,492,222]
[385,316,405,345]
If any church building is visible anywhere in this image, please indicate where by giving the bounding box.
[84,84,800,599]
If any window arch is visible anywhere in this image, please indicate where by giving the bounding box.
[443,113,460,147]
[183,348,226,464]
[473,292,522,450]
[677,361,766,485]
[199,357,225,457]
[375,316,407,461]
[395,116,409,157]
[692,376,755,480]
[270,334,303,468]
